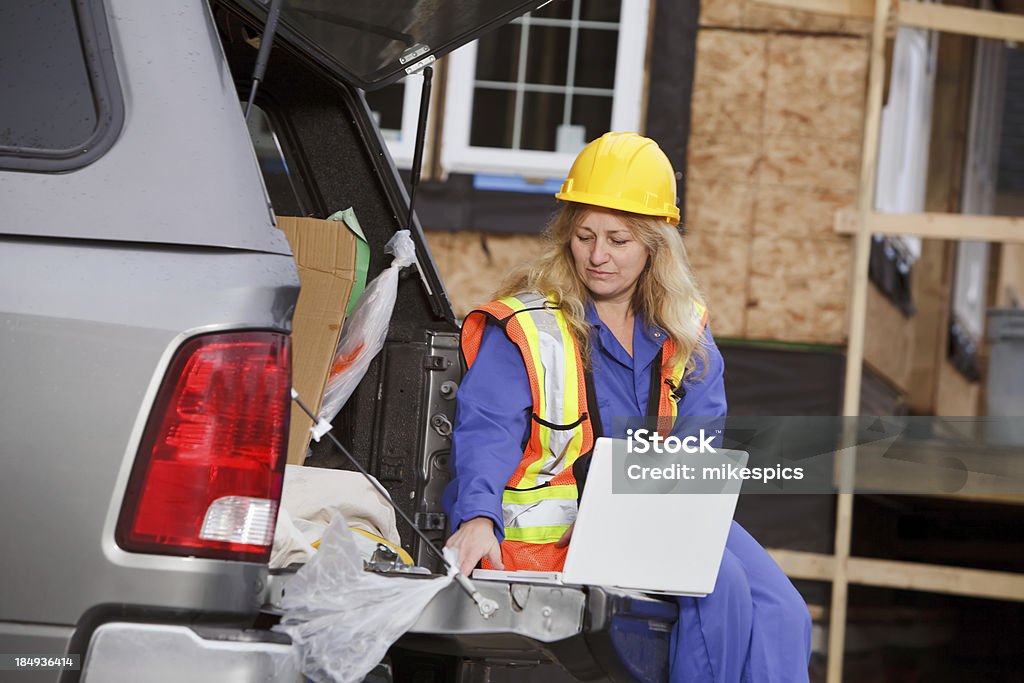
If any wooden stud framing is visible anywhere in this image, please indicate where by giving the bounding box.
[706,1,1024,679]
[750,0,1024,42]
[769,549,1024,603]
[843,9,890,418]
[899,1,1024,42]
[768,548,836,581]
[827,0,891,680]
[848,557,1024,602]
[834,209,1024,243]
[749,0,874,18]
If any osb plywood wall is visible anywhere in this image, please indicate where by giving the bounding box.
[700,0,872,34]
[685,3,869,344]
[425,232,546,318]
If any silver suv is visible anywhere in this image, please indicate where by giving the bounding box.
[0,2,678,681]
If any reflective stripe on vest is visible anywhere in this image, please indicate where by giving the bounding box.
[459,293,707,570]
[500,483,579,544]
[655,301,708,434]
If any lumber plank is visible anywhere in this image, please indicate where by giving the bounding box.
[768,549,1024,602]
[847,556,1024,602]
[749,0,874,19]
[768,548,836,581]
[900,1,1024,42]
[830,0,891,677]
[872,212,1024,241]
[843,0,889,416]
[751,0,1024,42]
[834,210,1024,243]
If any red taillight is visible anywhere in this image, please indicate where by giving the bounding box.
[116,332,290,561]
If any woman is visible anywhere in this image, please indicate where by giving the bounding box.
[442,132,812,682]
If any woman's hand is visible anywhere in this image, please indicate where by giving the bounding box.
[554,522,574,548]
[445,517,504,577]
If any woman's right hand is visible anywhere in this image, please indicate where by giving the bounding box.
[444,517,504,577]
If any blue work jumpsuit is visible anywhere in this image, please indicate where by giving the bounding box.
[442,303,812,682]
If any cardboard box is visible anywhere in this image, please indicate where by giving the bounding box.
[278,216,360,465]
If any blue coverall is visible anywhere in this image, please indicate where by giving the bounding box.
[442,303,812,682]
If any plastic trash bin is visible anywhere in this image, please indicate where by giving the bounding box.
[986,308,1024,445]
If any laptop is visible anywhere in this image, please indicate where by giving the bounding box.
[473,437,748,597]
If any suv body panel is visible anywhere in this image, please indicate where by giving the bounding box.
[0,1,299,674]
[0,0,289,254]
[0,240,297,643]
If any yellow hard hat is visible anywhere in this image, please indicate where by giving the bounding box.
[555,132,680,225]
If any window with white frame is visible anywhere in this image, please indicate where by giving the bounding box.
[440,0,650,179]
[364,73,423,169]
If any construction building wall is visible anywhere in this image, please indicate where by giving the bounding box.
[427,232,546,316]
[690,0,1006,418]
[685,4,868,343]
[423,0,1007,417]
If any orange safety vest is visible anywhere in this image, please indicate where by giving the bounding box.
[460,292,708,572]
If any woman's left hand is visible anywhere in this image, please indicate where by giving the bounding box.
[445,516,504,577]
[554,523,574,548]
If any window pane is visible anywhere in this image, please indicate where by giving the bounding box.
[520,92,566,152]
[470,89,517,148]
[365,82,404,135]
[534,0,621,22]
[580,0,621,23]
[574,29,618,90]
[452,0,633,165]
[246,106,307,217]
[570,94,613,145]
[0,0,97,150]
[525,26,571,86]
[476,23,522,83]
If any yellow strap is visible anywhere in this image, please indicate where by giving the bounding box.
[497,294,526,312]
[502,297,550,489]
[552,305,585,469]
[504,525,571,543]
[345,527,415,565]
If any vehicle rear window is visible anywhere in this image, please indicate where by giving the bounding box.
[0,0,122,171]
[246,104,312,217]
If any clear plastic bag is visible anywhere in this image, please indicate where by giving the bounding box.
[274,514,455,683]
[317,231,416,427]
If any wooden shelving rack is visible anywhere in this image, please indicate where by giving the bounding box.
[748,1,1024,681]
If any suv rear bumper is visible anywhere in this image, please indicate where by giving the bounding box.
[397,580,677,682]
[264,571,676,681]
[81,623,301,683]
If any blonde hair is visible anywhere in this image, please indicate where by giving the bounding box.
[499,203,710,379]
